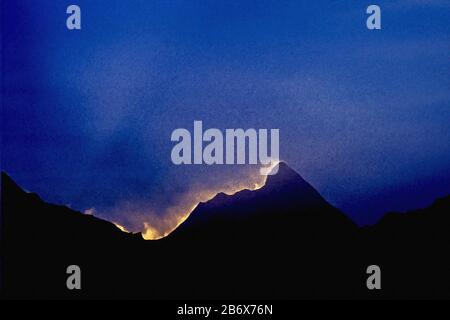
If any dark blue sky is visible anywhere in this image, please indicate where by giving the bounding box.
[2,0,450,237]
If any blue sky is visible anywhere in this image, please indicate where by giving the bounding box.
[2,0,450,235]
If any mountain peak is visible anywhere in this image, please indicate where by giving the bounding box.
[263,162,320,196]
[265,162,304,184]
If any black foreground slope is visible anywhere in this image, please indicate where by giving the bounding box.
[1,166,450,299]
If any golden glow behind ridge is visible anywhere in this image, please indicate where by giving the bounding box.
[141,161,280,240]
[113,222,130,233]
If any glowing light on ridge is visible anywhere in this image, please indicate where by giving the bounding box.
[141,161,281,240]
[114,222,130,233]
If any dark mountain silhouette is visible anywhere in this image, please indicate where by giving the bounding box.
[1,164,450,299]
[170,163,355,241]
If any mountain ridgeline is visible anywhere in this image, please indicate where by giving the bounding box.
[1,163,450,299]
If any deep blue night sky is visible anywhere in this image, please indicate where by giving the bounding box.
[2,1,450,236]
